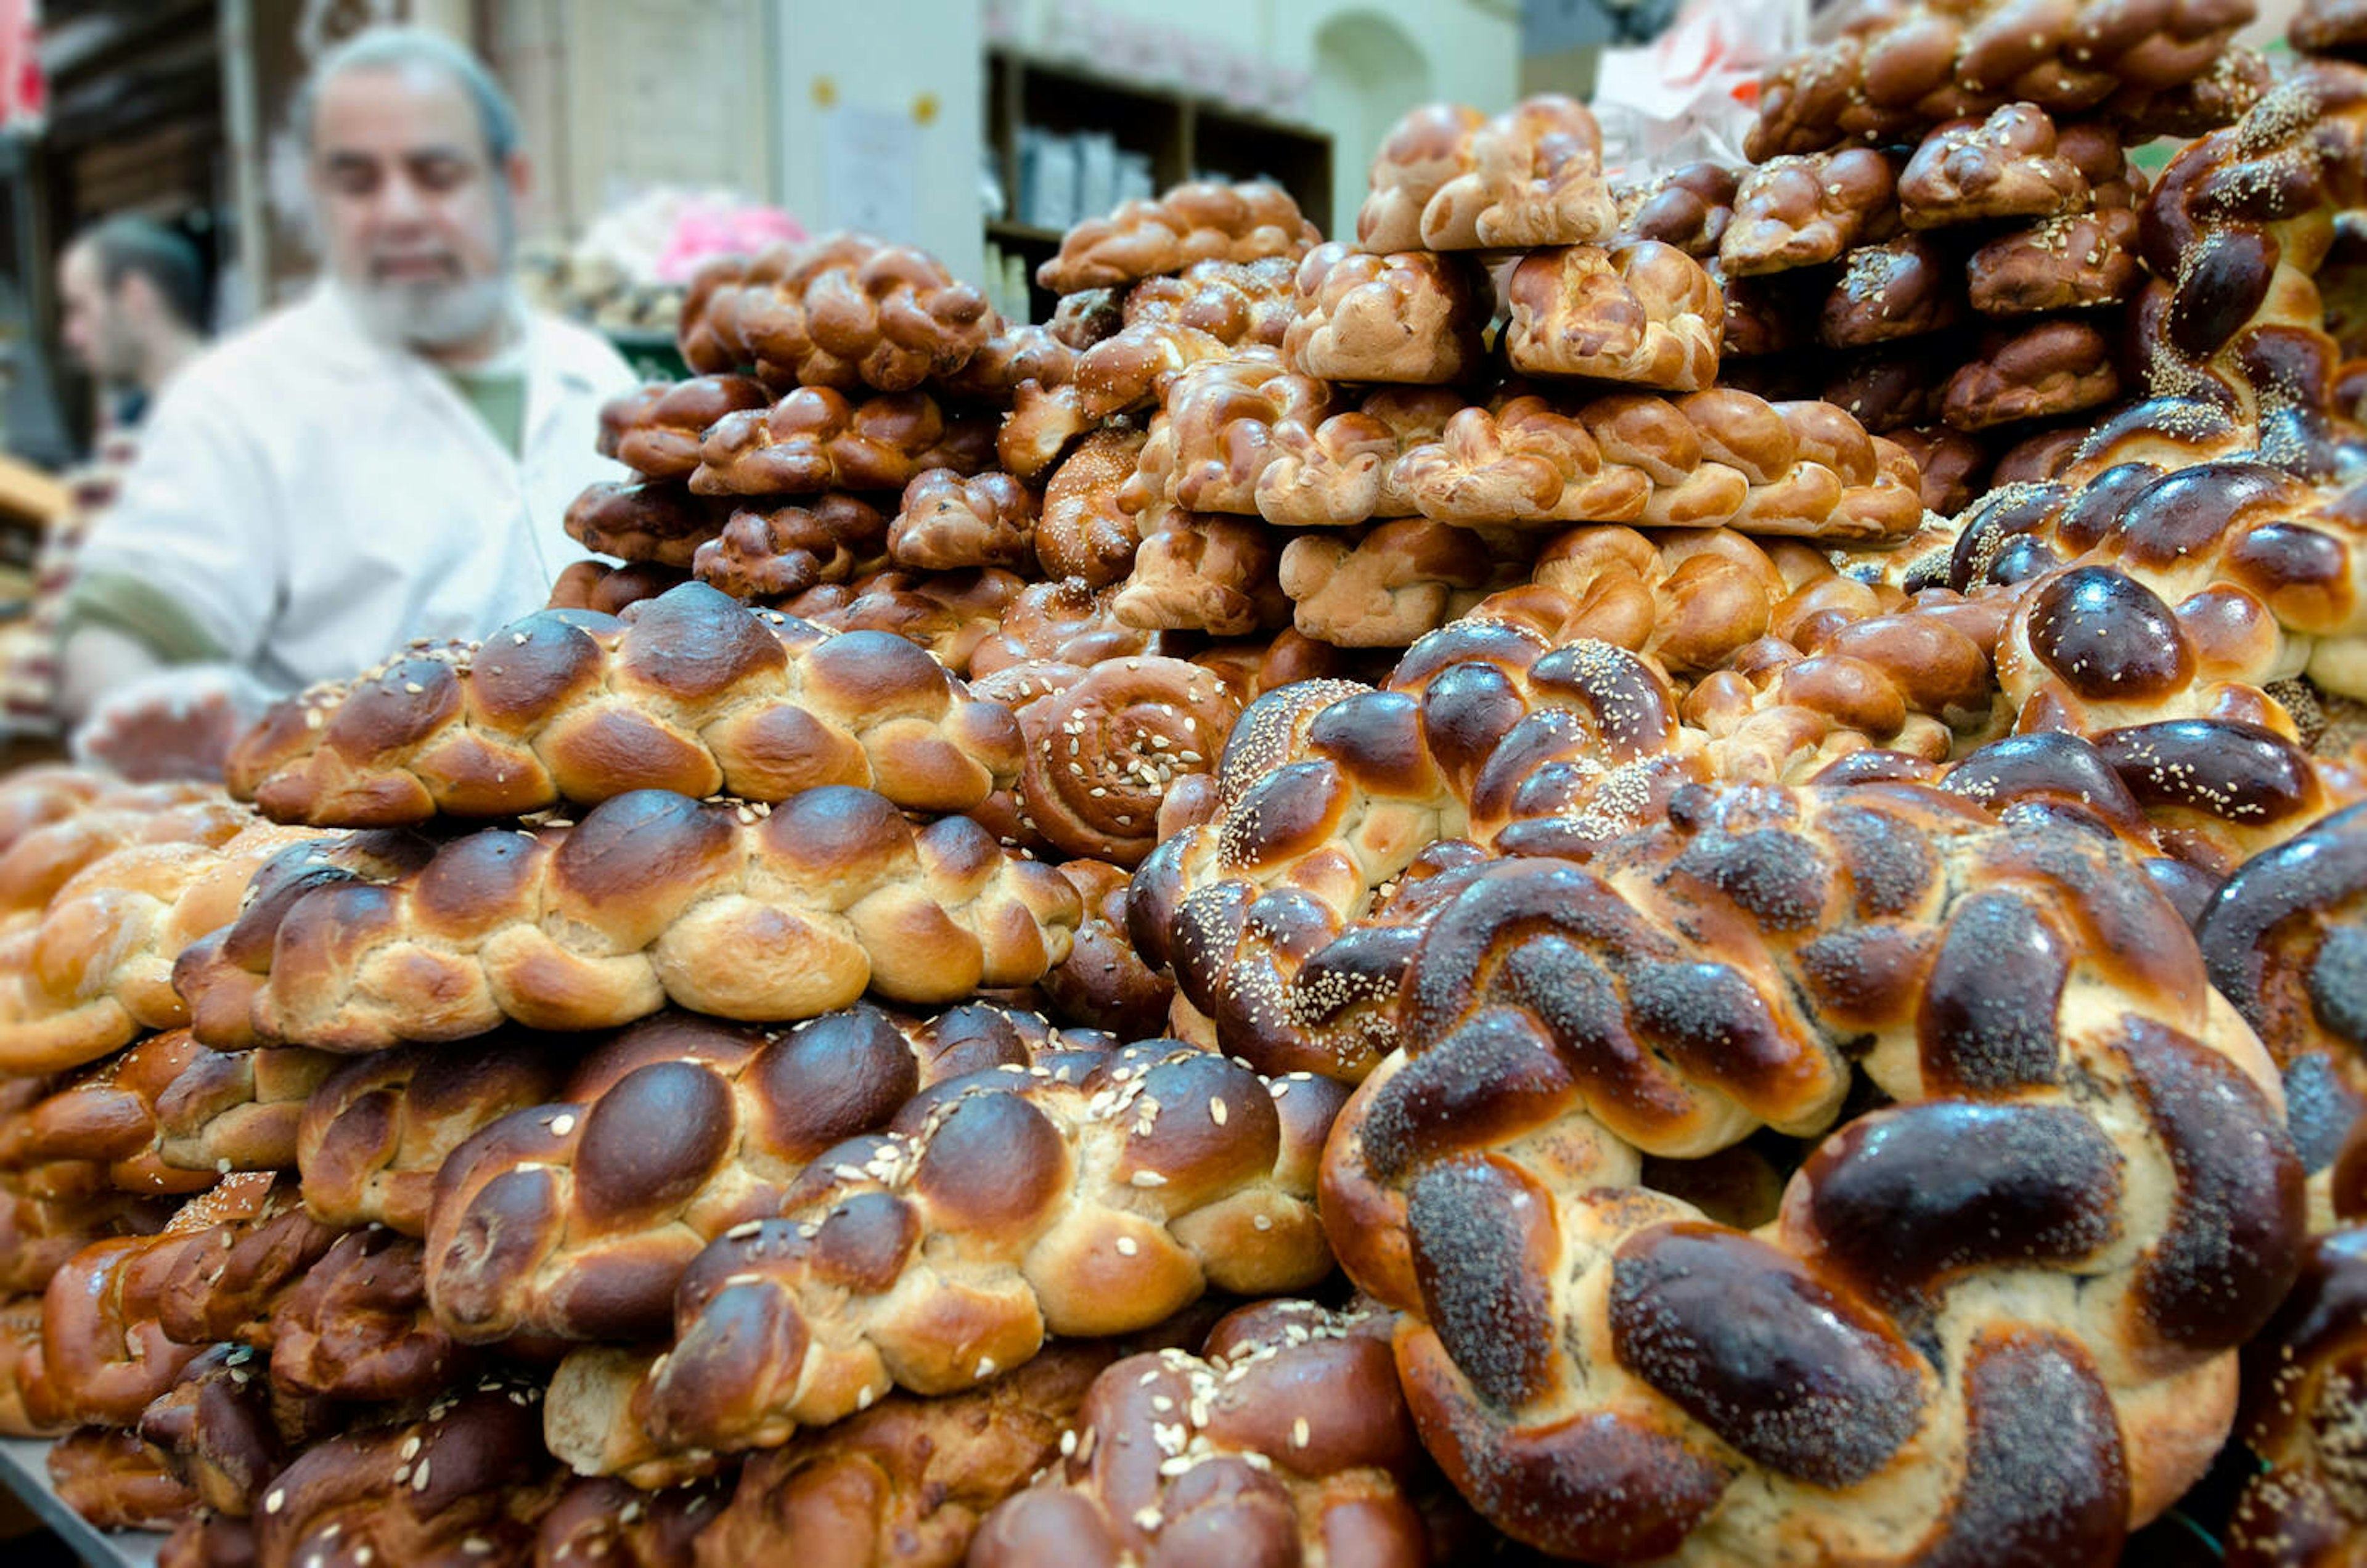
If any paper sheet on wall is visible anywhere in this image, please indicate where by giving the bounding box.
[825,104,919,243]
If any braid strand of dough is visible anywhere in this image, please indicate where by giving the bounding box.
[227,583,1024,827]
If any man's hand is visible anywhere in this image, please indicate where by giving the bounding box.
[70,665,275,785]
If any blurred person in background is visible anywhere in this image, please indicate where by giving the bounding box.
[0,217,212,741]
[57,25,637,781]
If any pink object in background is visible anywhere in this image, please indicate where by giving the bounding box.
[653,200,807,284]
[0,0,43,134]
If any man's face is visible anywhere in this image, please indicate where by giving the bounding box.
[57,243,138,382]
[306,63,521,349]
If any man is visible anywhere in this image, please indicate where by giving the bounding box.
[56,216,210,430]
[60,26,637,777]
[0,217,210,738]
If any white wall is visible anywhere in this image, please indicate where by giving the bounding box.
[758,0,1517,287]
[771,0,987,285]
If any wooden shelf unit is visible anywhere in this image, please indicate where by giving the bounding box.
[983,46,1331,322]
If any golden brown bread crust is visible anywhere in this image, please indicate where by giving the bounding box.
[971,1301,1442,1568]
[1251,386,1464,529]
[225,584,1023,826]
[1822,339,1957,433]
[1039,860,1174,1042]
[562,481,734,570]
[1037,430,1151,588]
[1039,181,1320,295]
[1821,235,1966,348]
[298,1033,574,1235]
[172,786,1082,1051]
[1318,782,2299,1562]
[1355,102,1486,253]
[0,824,403,1077]
[20,1029,296,1196]
[49,1424,197,1531]
[1614,161,1740,258]
[545,1038,1343,1469]
[724,235,997,393]
[264,1228,470,1402]
[686,1342,1112,1568]
[250,1374,562,1568]
[0,784,248,929]
[1967,206,2143,316]
[968,578,1163,679]
[691,494,891,601]
[967,655,1240,866]
[539,1473,729,1568]
[549,560,693,617]
[677,252,753,375]
[1110,507,1290,637]
[886,468,1036,573]
[1746,0,2257,161]
[780,566,1029,674]
[1393,388,1926,542]
[1397,94,1616,251]
[1883,425,1992,515]
[0,1293,62,1436]
[690,387,996,497]
[423,1004,1107,1347]
[2295,0,2367,56]
[1942,316,2120,430]
[1278,520,1501,648]
[1282,244,1486,385]
[1121,256,1298,349]
[1899,103,2091,228]
[598,377,772,481]
[998,322,1230,482]
[1720,149,1899,276]
[1503,242,1725,391]
[1122,350,1334,518]
[2228,1225,2367,1566]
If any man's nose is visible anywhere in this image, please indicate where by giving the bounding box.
[375,171,428,225]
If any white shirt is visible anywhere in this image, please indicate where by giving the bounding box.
[71,283,639,693]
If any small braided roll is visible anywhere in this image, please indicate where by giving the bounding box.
[173,787,1083,1051]
[544,1040,1343,1471]
[226,583,1023,827]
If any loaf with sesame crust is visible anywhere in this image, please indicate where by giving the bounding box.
[967,655,1240,866]
[1320,780,2303,1564]
[422,1003,1113,1345]
[224,584,1023,828]
[250,1373,565,1568]
[171,786,1083,1053]
[968,579,1164,679]
[970,1299,1464,1568]
[1719,148,1899,277]
[2228,1222,2367,1566]
[542,1039,1343,1473]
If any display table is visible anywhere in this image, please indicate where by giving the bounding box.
[0,1440,160,1568]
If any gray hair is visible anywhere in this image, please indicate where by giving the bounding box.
[290,25,521,166]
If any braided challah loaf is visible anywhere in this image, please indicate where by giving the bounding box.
[1282,244,1486,385]
[691,386,996,497]
[0,824,415,1075]
[2228,1226,2367,1566]
[544,1039,1343,1471]
[172,786,1082,1051]
[1504,242,1724,391]
[0,783,247,929]
[971,1299,1460,1568]
[24,1030,235,1196]
[227,584,1023,826]
[598,376,771,481]
[425,1004,1106,1344]
[690,494,889,602]
[1356,95,1614,252]
[1320,780,2302,1563]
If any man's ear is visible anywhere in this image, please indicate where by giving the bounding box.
[114,270,158,326]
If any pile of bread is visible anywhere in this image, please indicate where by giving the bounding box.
[4,2,2367,1564]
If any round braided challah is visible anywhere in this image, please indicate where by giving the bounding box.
[544,1039,1344,1473]
[171,786,1083,1051]
[1320,779,2302,1564]
[226,584,1023,827]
